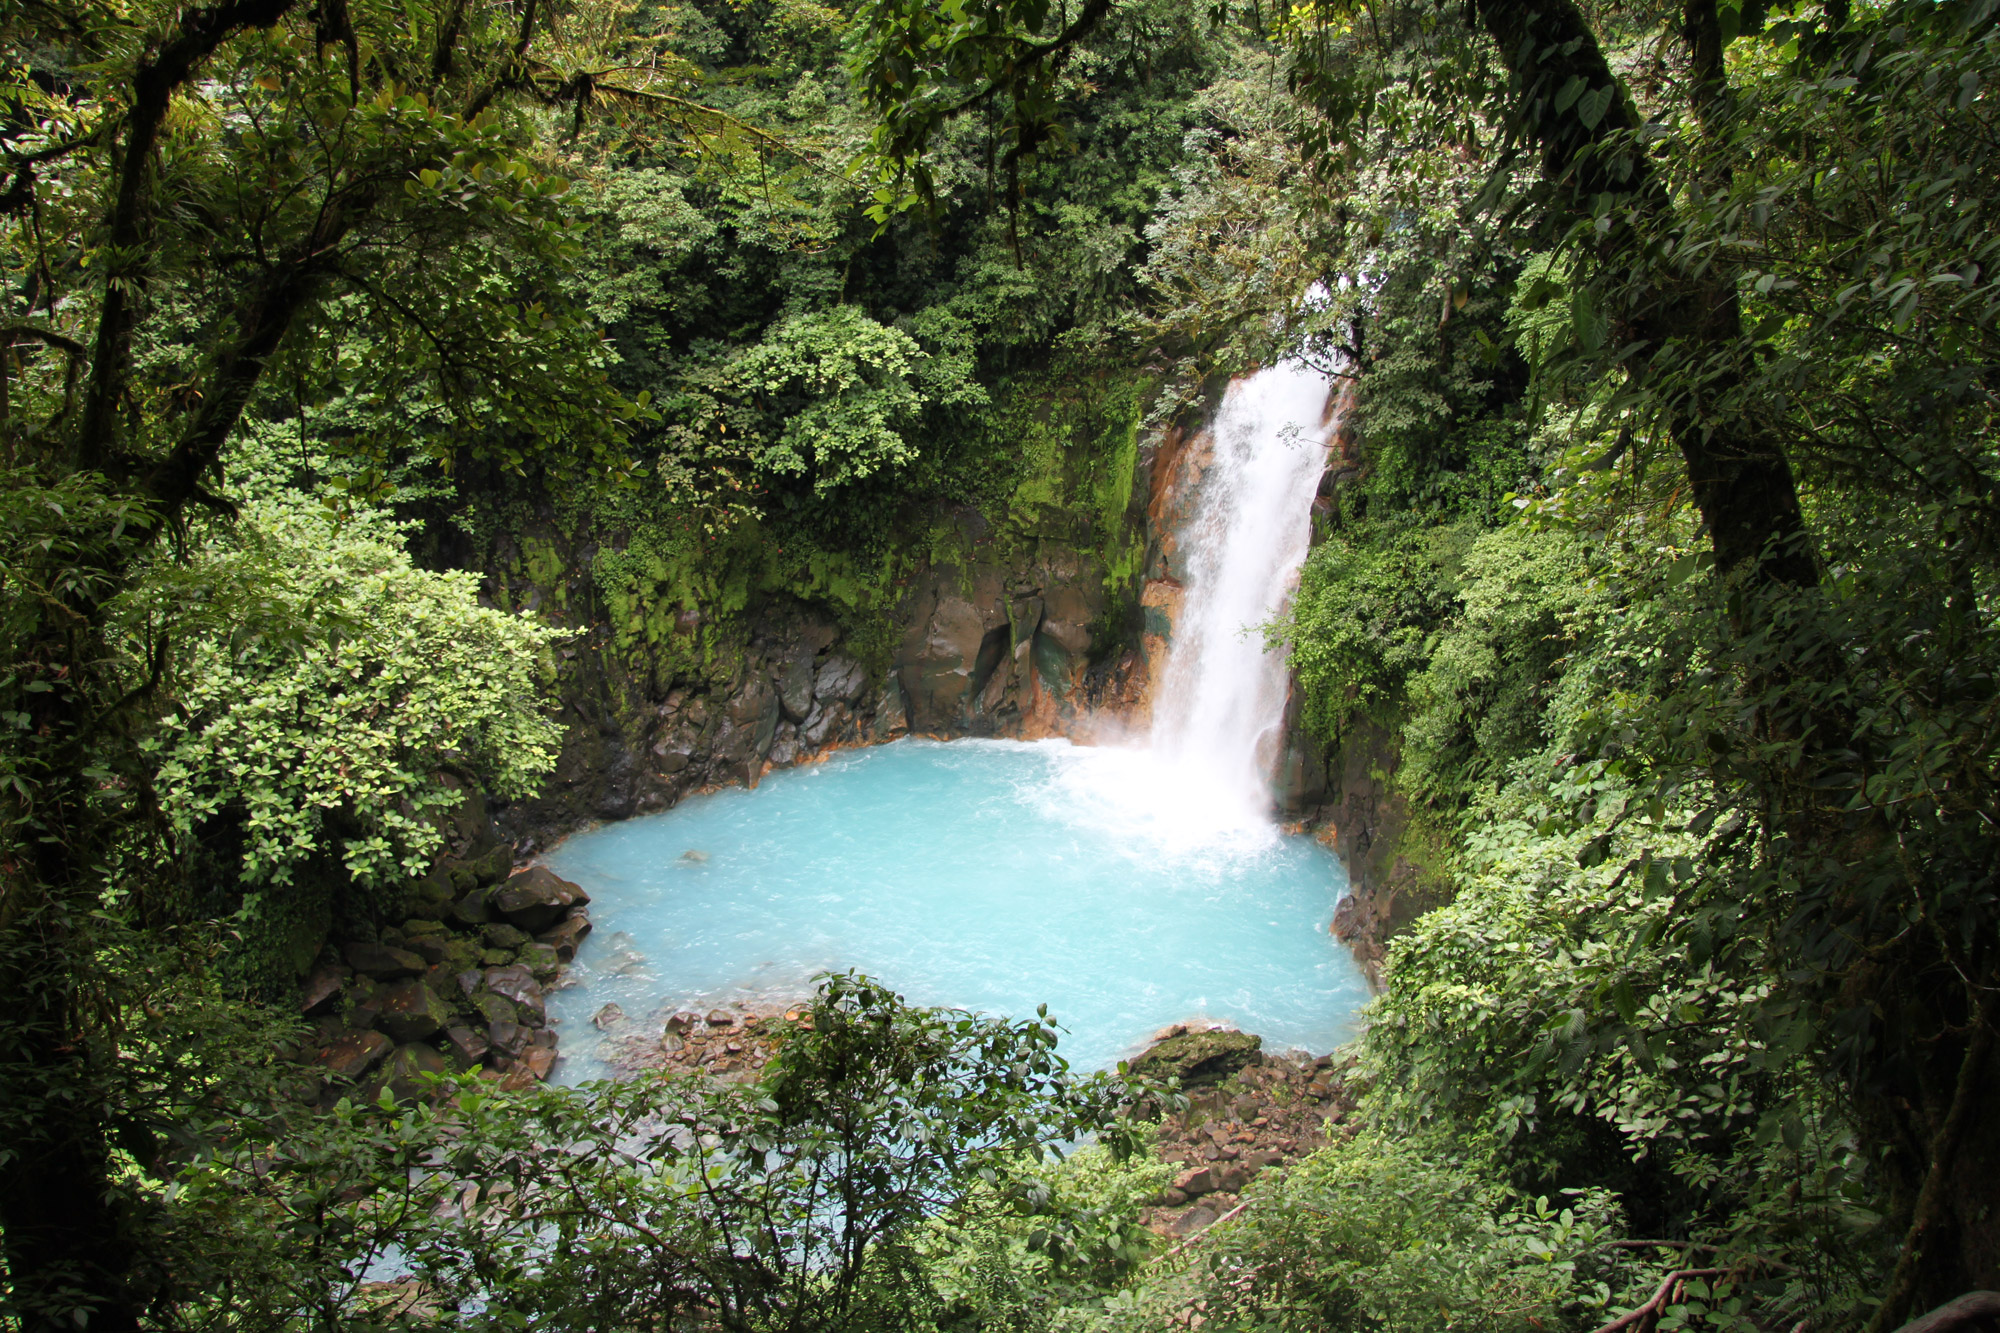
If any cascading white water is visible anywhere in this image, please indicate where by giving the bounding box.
[1149,362,1337,809]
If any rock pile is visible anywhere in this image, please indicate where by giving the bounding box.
[589,1000,802,1081]
[1134,1031,1359,1239]
[299,858,593,1103]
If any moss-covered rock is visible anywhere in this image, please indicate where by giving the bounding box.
[1130,1029,1263,1088]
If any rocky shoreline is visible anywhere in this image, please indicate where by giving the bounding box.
[301,858,595,1102]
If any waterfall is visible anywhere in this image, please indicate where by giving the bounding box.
[1149,362,1337,810]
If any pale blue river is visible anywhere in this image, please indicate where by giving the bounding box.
[543,738,1367,1079]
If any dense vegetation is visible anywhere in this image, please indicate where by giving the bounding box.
[1,0,1995,1330]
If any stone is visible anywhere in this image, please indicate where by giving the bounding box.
[479,948,515,967]
[519,942,561,978]
[343,942,425,981]
[315,1028,393,1081]
[777,654,816,722]
[814,654,868,704]
[401,917,447,937]
[455,969,484,996]
[404,935,451,967]
[540,912,591,962]
[706,1010,734,1027]
[481,922,531,950]
[474,993,518,1027]
[592,1003,628,1031]
[681,849,709,862]
[519,1045,556,1080]
[301,965,348,1016]
[483,964,546,1023]
[444,1025,490,1068]
[449,888,491,928]
[489,866,590,934]
[465,843,514,885]
[1130,1029,1263,1088]
[375,980,453,1044]
[870,682,908,740]
[1168,1204,1218,1236]
[489,1020,534,1061]
[1173,1166,1216,1196]
[800,701,846,748]
[768,723,800,766]
[665,1011,699,1035]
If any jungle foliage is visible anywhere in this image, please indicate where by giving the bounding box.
[3,0,1998,1330]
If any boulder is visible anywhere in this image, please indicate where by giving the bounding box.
[777,655,816,723]
[518,1044,557,1081]
[449,888,491,928]
[465,843,513,885]
[481,922,531,950]
[483,964,546,1023]
[1172,1166,1216,1197]
[403,935,451,967]
[706,1009,734,1027]
[375,980,453,1044]
[519,942,561,979]
[301,964,348,1016]
[443,1025,490,1068]
[315,1028,393,1081]
[540,912,591,962]
[592,1003,628,1031]
[489,867,590,933]
[474,992,518,1027]
[343,942,425,981]
[1130,1029,1263,1088]
[815,655,868,704]
[488,1020,534,1063]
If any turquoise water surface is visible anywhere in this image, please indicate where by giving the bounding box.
[543,738,1367,1079]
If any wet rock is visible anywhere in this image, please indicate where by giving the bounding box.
[489,1020,533,1062]
[343,942,426,981]
[489,866,590,933]
[483,964,546,1023]
[665,1011,699,1035]
[444,1025,490,1067]
[376,980,453,1044]
[1131,1029,1262,1088]
[540,912,591,962]
[593,1003,628,1031]
[778,655,816,723]
[800,701,847,748]
[769,723,800,766]
[870,682,908,740]
[706,1010,734,1028]
[315,1028,393,1081]
[815,655,868,705]
[681,850,709,863]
